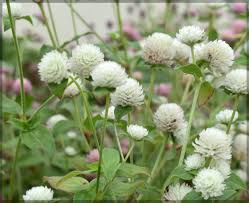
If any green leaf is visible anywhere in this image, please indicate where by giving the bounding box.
[3,17,11,32]
[114,105,132,121]
[225,172,247,191]
[17,15,33,25]
[234,54,247,66]
[40,44,54,57]
[218,189,237,200]
[1,94,22,114]
[8,118,29,131]
[22,125,55,156]
[52,120,76,135]
[208,26,218,41]
[176,64,202,79]
[48,78,68,98]
[198,81,214,106]
[102,148,120,181]
[183,190,202,200]
[44,176,88,193]
[60,32,94,48]
[116,163,150,177]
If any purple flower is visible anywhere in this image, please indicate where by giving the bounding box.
[12,78,32,94]
[123,22,141,40]
[221,29,236,43]
[232,19,246,34]
[86,149,99,163]
[231,3,247,13]
[120,138,129,155]
[154,83,172,97]
[132,71,143,81]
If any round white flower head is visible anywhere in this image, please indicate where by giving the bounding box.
[193,168,225,200]
[238,120,248,134]
[235,169,247,183]
[127,124,148,140]
[111,78,144,107]
[199,40,234,77]
[176,26,206,46]
[173,121,187,145]
[154,103,185,132]
[70,44,104,78]
[23,186,53,201]
[67,131,78,139]
[210,159,231,179]
[193,127,232,160]
[101,106,115,120]
[215,109,239,124]
[2,3,22,18]
[63,73,82,97]
[164,183,192,201]
[173,39,191,62]
[65,146,77,156]
[223,69,248,95]
[46,114,67,130]
[184,154,205,171]
[233,134,247,161]
[38,51,69,84]
[91,61,128,88]
[142,32,175,65]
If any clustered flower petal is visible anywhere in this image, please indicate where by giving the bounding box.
[164,183,192,201]
[176,26,206,46]
[38,51,69,84]
[223,69,248,95]
[111,78,144,107]
[91,61,128,88]
[193,168,225,200]
[127,124,148,140]
[46,114,67,130]
[70,44,104,78]
[173,39,191,62]
[154,103,185,132]
[210,159,231,179]
[193,127,232,160]
[185,154,205,171]
[215,109,239,124]
[23,186,53,201]
[2,3,22,18]
[142,32,175,65]
[63,73,83,97]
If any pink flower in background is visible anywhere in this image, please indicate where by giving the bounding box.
[154,83,172,97]
[120,138,129,155]
[132,71,143,81]
[12,78,32,94]
[86,149,99,162]
[231,3,247,13]
[123,22,141,40]
[221,29,236,42]
[232,20,246,34]
[0,73,13,92]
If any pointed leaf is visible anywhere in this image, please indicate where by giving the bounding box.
[176,64,202,79]
[17,15,33,25]
[60,32,94,48]
[116,163,150,177]
[3,17,11,32]
[198,81,214,106]
[48,78,68,98]
[114,105,132,121]
[1,94,22,114]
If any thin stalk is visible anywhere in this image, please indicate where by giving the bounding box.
[96,94,110,195]
[37,3,57,48]
[180,79,192,105]
[226,95,240,134]
[114,121,125,162]
[69,0,79,44]
[178,81,202,166]
[70,76,100,149]
[6,0,26,119]
[124,141,135,162]
[46,0,60,46]
[146,68,156,120]
[72,97,91,151]
[127,112,133,163]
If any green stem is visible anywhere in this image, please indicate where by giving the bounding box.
[124,141,135,162]
[37,3,57,48]
[226,95,240,134]
[114,121,125,162]
[46,0,60,46]
[70,76,100,149]
[72,97,91,151]
[6,0,26,119]
[180,79,192,105]
[191,45,195,64]
[9,136,22,200]
[178,81,202,166]
[146,68,156,120]
[69,0,78,44]
[96,94,110,195]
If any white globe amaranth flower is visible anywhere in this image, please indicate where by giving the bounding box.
[173,39,191,62]
[235,169,247,183]
[173,121,187,145]
[38,51,69,84]
[127,124,148,140]
[233,134,247,161]
[70,44,104,78]
[184,154,205,171]
[63,73,82,97]
[154,103,185,132]
[199,40,234,77]
[215,109,239,124]
[2,3,22,18]
[193,168,225,200]
[46,114,67,130]
[223,69,248,95]
[23,186,53,202]
[142,32,175,65]
[65,146,77,156]
[91,61,128,88]
[176,26,206,46]
[210,159,231,179]
[111,78,144,107]
[67,131,78,139]
[164,183,192,201]
[193,127,232,160]
[238,120,248,134]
